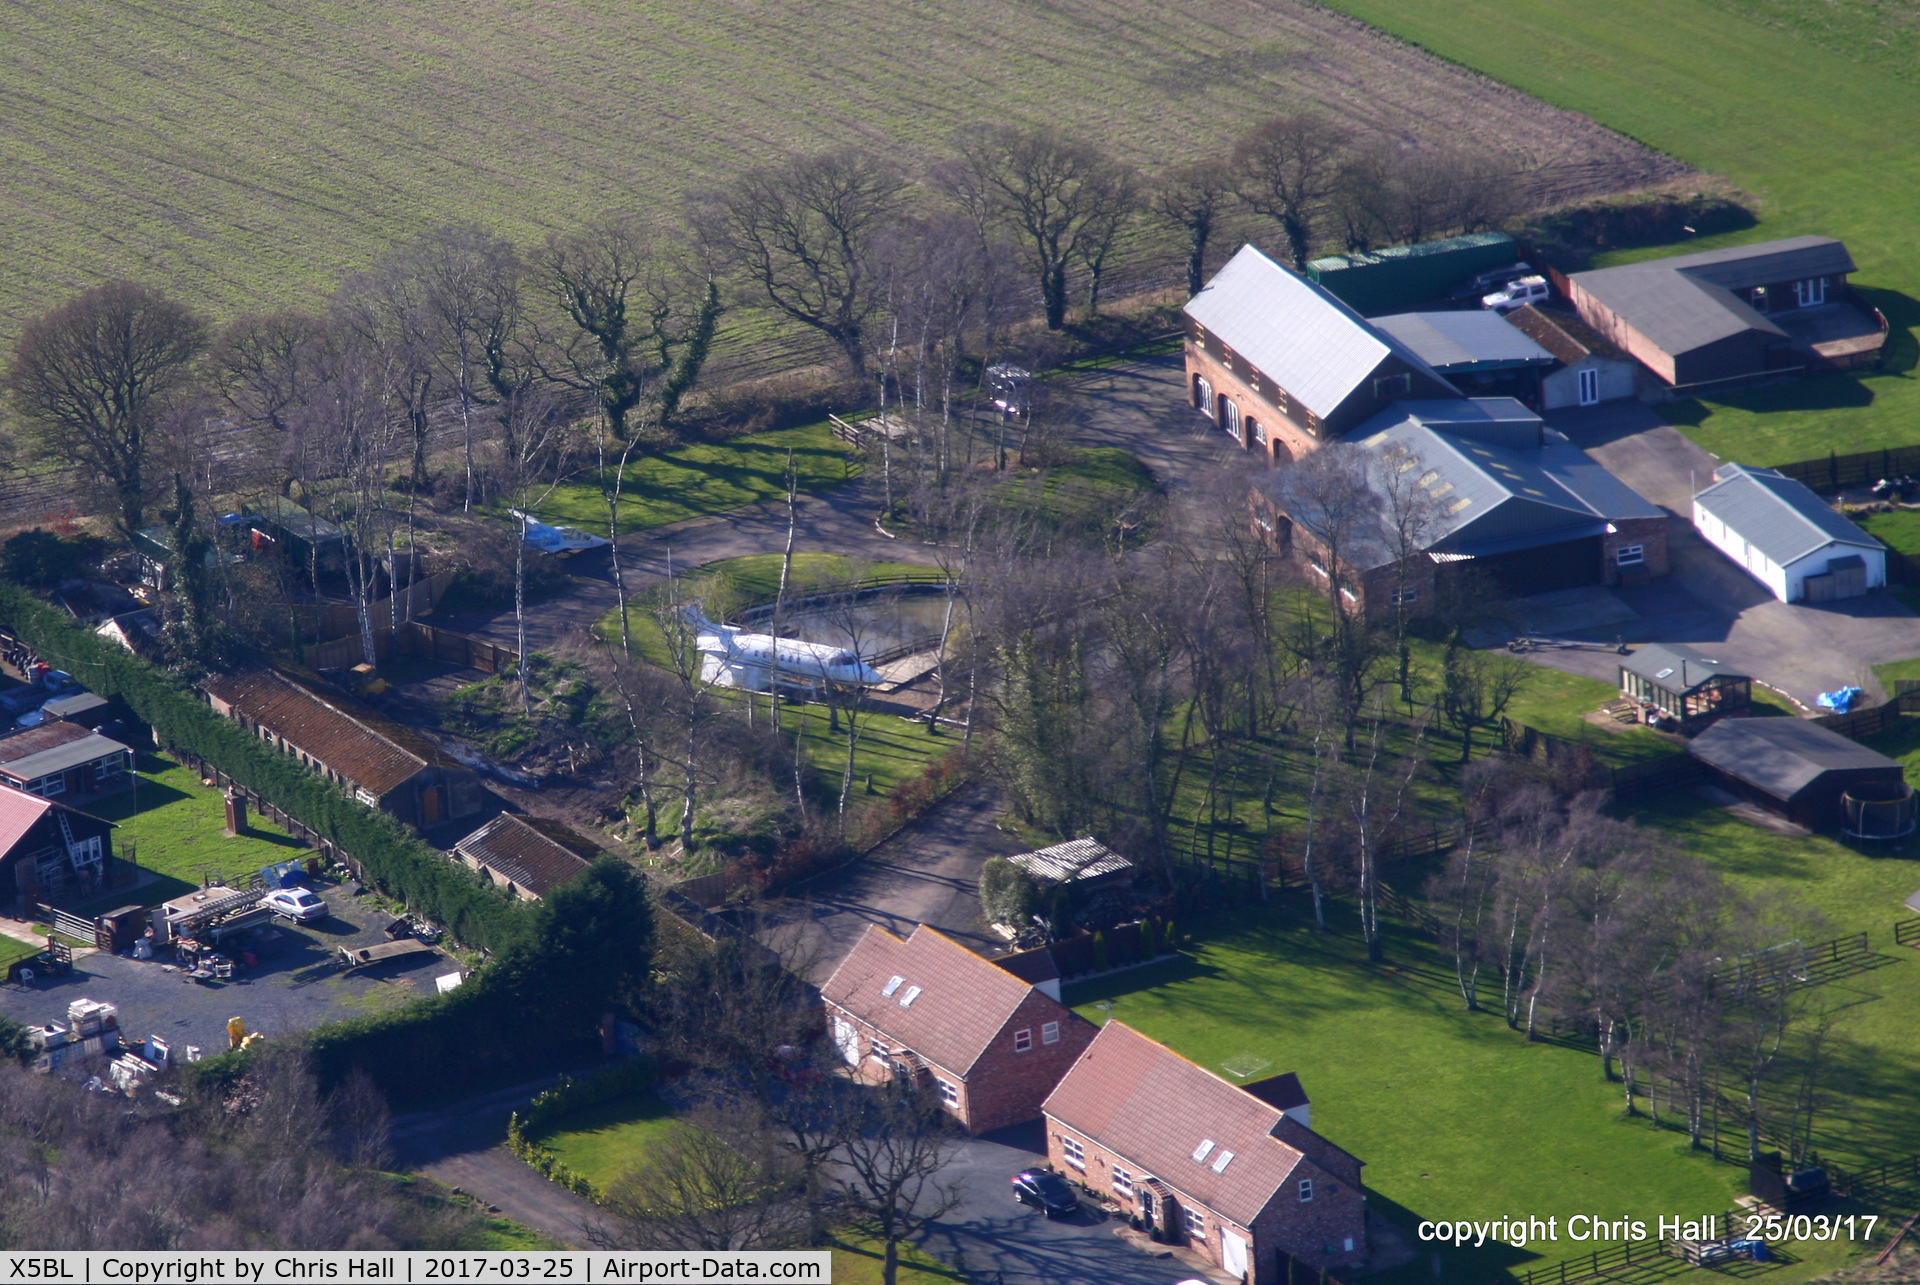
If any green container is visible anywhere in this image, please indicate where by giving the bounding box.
[1307,231,1517,316]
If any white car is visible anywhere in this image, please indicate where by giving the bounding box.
[1482,275,1550,313]
[262,888,329,923]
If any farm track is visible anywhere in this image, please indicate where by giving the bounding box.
[0,0,1688,378]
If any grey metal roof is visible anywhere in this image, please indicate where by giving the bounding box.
[1689,717,1897,801]
[1370,311,1555,373]
[1651,236,1856,293]
[1343,398,1663,564]
[0,733,131,784]
[1694,463,1881,567]
[41,692,108,720]
[1009,837,1134,885]
[1621,643,1747,696]
[1184,244,1458,419]
[1571,265,1784,355]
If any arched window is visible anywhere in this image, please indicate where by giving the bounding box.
[1221,397,1242,441]
[1194,375,1214,415]
[1248,418,1265,448]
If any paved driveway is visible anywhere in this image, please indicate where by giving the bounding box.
[918,1122,1210,1285]
[1522,403,1920,705]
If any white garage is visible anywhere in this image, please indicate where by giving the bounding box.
[1693,463,1886,603]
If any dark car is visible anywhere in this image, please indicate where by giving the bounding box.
[1011,1169,1078,1218]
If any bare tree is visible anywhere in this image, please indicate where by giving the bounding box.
[656,563,726,852]
[534,214,719,442]
[490,385,580,710]
[208,311,329,441]
[598,1107,807,1250]
[704,148,908,379]
[4,281,209,540]
[1439,636,1532,763]
[836,1085,963,1285]
[945,125,1139,330]
[1232,115,1352,271]
[1153,159,1235,297]
[1331,138,1519,253]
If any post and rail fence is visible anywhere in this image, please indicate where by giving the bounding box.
[1896,918,1920,949]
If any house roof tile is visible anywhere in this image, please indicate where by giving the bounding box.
[1043,1021,1317,1227]
[820,924,1067,1077]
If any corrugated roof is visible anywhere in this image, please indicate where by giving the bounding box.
[455,813,599,897]
[203,669,462,798]
[1370,311,1555,372]
[1184,244,1457,419]
[42,692,109,720]
[1043,1021,1308,1227]
[1339,399,1662,566]
[1689,718,1898,801]
[1009,837,1133,885]
[0,721,95,764]
[1621,643,1747,696]
[820,923,1071,1077]
[0,788,53,856]
[1695,463,1881,568]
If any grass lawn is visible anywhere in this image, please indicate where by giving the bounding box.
[1321,0,1920,467]
[533,423,857,536]
[72,751,308,913]
[1066,896,1750,1280]
[528,1089,679,1191]
[1497,662,1681,767]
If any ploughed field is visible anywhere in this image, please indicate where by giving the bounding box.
[0,0,1681,375]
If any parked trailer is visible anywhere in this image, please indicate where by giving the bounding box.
[338,939,438,970]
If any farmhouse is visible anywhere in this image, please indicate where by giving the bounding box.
[453,812,601,901]
[1689,718,1904,830]
[203,668,483,829]
[1503,306,1640,409]
[1693,463,1886,602]
[1564,236,1884,388]
[0,787,114,912]
[1043,1021,1365,1282]
[1370,310,1556,403]
[1618,644,1752,726]
[1184,244,1460,463]
[819,923,1096,1134]
[1252,398,1667,606]
[0,721,134,801]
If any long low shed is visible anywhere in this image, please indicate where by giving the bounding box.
[1688,718,1904,829]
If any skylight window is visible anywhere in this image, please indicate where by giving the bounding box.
[1192,1139,1216,1163]
[1211,1150,1236,1174]
[899,986,922,1007]
[1446,498,1472,514]
[882,975,904,997]
[1655,667,1675,679]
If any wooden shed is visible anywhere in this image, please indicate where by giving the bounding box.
[1688,718,1904,830]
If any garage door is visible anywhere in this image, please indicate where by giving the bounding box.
[1479,535,1603,596]
[832,1017,860,1065]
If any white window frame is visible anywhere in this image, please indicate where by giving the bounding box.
[1195,376,1215,416]
[1391,587,1418,607]
[1185,1206,1208,1239]
[1299,1178,1315,1203]
[1013,1028,1033,1053]
[1616,544,1645,567]
[1222,398,1242,441]
[1794,277,1827,308]
[1577,366,1601,406]
[1042,1021,1061,1045]
[1112,1167,1133,1197]
[1062,1136,1086,1169]
[1249,417,1266,444]
[30,774,65,797]
[936,1079,959,1109]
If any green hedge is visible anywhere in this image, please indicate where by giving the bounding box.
[0,580,529,953]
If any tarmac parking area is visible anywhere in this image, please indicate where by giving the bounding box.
[0,885,453,1057]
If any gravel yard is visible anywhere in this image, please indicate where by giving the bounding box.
[0,885,453,1058]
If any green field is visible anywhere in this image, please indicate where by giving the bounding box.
[1322,0,1920,465]
[532,423,857,535]
[73,751,308,913]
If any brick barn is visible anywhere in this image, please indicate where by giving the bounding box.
[1184,244,1460,464]
[1044,1021,1366,1282]
[819,923,1096,1134]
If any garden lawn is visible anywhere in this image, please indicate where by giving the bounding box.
[1496,661,1681,767]
[533,424,855,535]
[74,751,307,913]
[1322,0,1920,466]
[1618,790,1920,1180]
[1066,896,1746,1280]
[527,1089,679,1192]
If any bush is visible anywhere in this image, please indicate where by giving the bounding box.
[0,578,530,953]
[979,857,1039,929]
[2,528,102,586]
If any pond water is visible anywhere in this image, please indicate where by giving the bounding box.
[734,587,958,661]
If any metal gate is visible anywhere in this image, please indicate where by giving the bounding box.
[35,904,94,941]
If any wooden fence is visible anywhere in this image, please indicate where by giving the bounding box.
[299,572,457,668]
[1896,918,1920,949]
[1513,1234,1672,1285]
[305,619,519,675]
[1772,444,1920,496]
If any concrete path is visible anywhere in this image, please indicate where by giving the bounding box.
[773,778,1023,984]
[389,1073,613,1249]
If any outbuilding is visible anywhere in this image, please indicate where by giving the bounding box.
[1370,310,1556,403]
[1688,718,1904,830]
[1618,644,1751,725]
[1008,837,1135,897]
[0,787,115,912]
[1503,306,1639,409]
[1693,463,1886,602]
[0,721,134,801]
[453,812,601,901]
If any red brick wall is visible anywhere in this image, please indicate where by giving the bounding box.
[1185,340,1320,464]
[1045,1117,1368,1283]
[823,993,1094,1135]
[1602,515,1670,584]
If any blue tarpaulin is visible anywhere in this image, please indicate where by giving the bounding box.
[1816,686,1863,713]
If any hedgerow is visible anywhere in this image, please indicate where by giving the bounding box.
[0,578,531,953]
